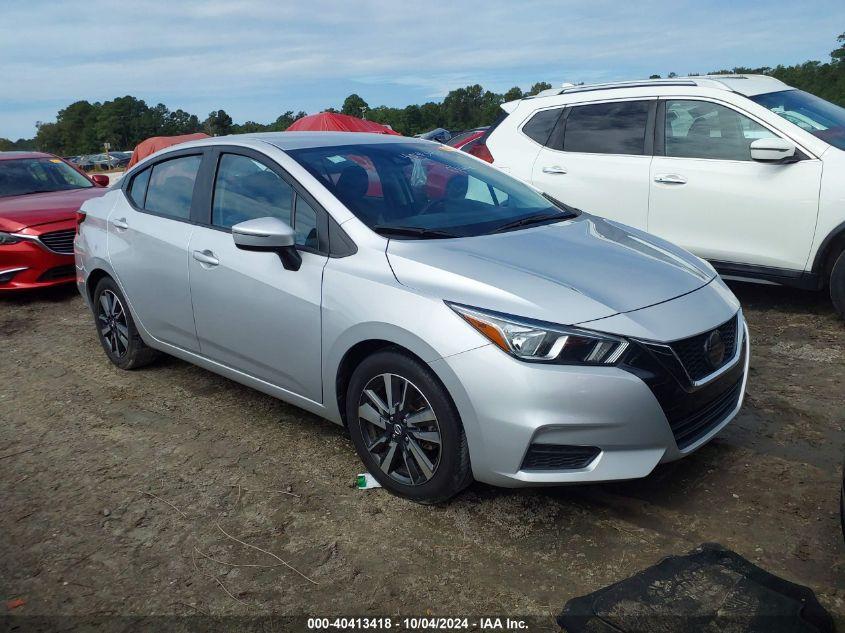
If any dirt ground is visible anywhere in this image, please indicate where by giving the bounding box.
[1,281,843,629]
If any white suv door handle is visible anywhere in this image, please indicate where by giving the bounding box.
[542,165,567,175]
[654,174,688,185]
[111,217,129,230]
[192,249,219,266]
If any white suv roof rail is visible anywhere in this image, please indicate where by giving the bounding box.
[524,74,790,99]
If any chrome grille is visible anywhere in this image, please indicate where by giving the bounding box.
[38,229,76,254]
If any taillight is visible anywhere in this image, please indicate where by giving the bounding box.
[468,142,494,163]
[75,210,86,234]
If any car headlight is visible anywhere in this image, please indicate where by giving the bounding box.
[0,232,22,245]
[447,302,629,365]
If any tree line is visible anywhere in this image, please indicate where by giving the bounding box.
[2,32,842,156]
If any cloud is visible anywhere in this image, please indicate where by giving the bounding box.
[1,0,843,138]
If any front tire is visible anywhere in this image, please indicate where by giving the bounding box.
[346,349,472,504]
[830,249,845,319]
[92,277,159,370]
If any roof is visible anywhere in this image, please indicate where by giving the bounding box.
[285,112,400,135]
[0,151,53,161]
[526,74,792,100]
[186,131,421,152]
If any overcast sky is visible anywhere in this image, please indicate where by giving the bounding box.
[2,0,844,139]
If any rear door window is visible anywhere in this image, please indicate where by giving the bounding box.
[144,155,202,220]
[563,101,651,155]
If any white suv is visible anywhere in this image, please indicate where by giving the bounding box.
[477,75,845,317]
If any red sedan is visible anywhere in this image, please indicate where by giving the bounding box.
[0,152,109,291]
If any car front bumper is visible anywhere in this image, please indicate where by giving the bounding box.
[431,314,749,488]
[0,223,76,291]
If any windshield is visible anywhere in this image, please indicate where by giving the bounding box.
[287,142,571,238]
[0,158,93,198]
[750,89,845,150]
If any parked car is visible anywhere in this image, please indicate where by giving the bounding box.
[478,75,845,317]
[81,152,131,171]
[76,132,748,503]
[0,151,108,290]
[416,128,452,143]
[447,127,489,153]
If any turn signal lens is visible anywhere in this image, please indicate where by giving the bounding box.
[447,302,629,365]
[75,210,86,235]
[468,142,494,163]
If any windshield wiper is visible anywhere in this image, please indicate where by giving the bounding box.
[542,193,581,215]
[372,225,459,239]
[490,211,569,234]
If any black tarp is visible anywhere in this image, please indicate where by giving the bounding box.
[558,543,834,633]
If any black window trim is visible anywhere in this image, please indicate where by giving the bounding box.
[120,148,209,223]
[655,96,816,162]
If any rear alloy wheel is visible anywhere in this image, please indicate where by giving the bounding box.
[93,277,159,370]
[97,290,129,358]
[346,350,472,503]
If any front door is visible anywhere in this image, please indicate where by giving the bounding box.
[648,99,822,271]
[531,99,655,229]
[187,151,327,403]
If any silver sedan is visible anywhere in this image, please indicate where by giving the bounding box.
[75,132,748,503]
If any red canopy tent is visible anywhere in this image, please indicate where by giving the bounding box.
[285,112,400,135]
[127,133,209,168]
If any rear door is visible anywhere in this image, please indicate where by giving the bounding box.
[187,148,328,402]
[648,98,822,271]
[109,151,205,351]
[531,99,655,229]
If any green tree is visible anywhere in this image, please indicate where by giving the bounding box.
[162,109,201,136]
[832,32,845,61]
[341,94,369,117]
[529,81,552,95]
[203,109,233,136]
[503,86,524,101]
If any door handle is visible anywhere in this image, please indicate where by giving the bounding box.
[111,217,129,230]
[192,249,219,266]
[654,174,687,185]
[542,165,567,175]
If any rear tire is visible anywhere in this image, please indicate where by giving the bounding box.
[92,277,159,370]
[346,349,472,504]
[830,250,845,320]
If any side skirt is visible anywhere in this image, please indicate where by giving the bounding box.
[711,260,820,291]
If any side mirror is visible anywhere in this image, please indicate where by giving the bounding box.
[750,138,797,163]
[91,174,110,187]
[232,217,301,271]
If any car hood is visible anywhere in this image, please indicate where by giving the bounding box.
[0,188,106,232]
[386,214,717,325]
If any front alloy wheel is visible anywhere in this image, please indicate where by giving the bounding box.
[357,373,442,486]
[346,349,472,503]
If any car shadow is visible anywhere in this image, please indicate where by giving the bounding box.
[0,283,79,306]
[724,279,835,316]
